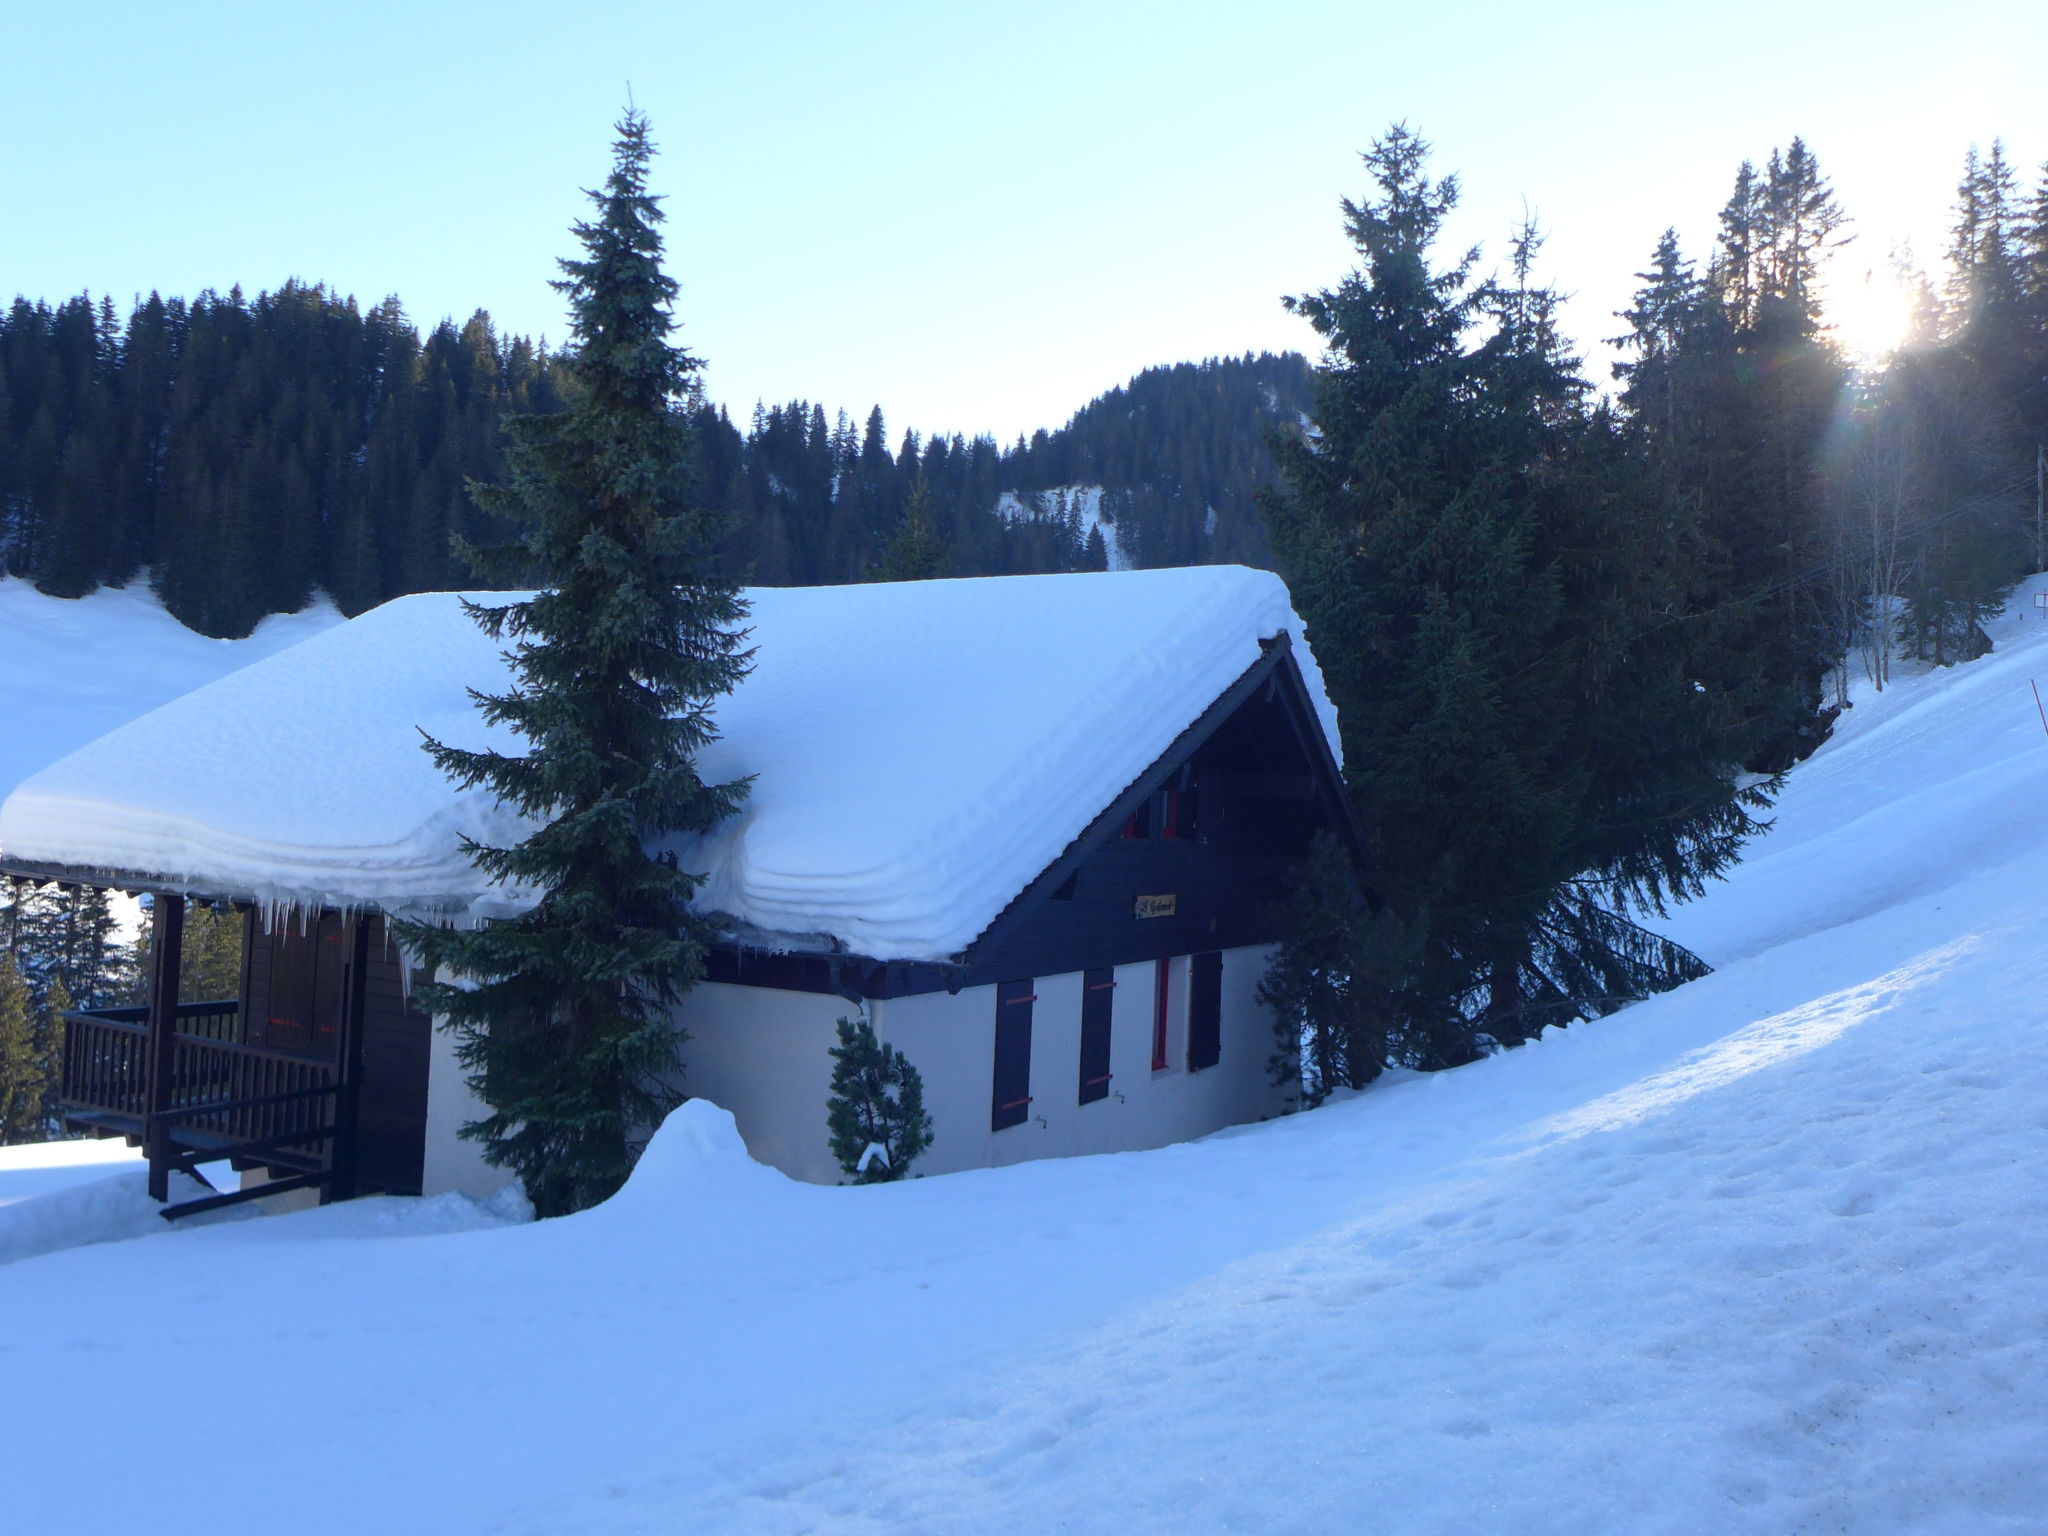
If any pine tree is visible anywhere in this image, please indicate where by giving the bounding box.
[825,1015,933,1183]
[0,952,40,1145]
[1262,127,1742,1067]
[1615,144,1851,772]
[35,973,72,1138]
[1257,831,1418,1105]
[873,477,949,580]
[396,112,752,1218]
[179,904,244,1002]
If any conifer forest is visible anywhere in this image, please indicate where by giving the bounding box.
[3,124,2046,1135]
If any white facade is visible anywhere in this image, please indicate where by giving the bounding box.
[673,943,1289,1185]
[421,989,517,1200]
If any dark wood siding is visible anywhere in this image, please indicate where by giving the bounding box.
[964,668,1341,986]
[1078,967,1114,1104]
[991,979,1034,1131]
[246,911,347,1058]
[242,913,431,1197]
[1188,950,1222,1072]
[353,917,432,1196]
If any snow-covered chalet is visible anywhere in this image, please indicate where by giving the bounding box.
[0,566,1361,1215]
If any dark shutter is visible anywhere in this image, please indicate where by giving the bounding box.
[992,979,1035,1131]
[1151,957,1171,1071]
[1078,968,1115,1104]
[1188,950,1222,1072]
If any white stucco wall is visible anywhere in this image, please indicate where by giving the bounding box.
[416,945,1291,1195]
[674,982,853,1184]
[676,944,1290,1185]
[420,978,516,1201]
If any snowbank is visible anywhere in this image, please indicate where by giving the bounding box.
[588,1100,791,1222]
[0,1167,239,1267]
[0,567,1337,958]
[0,1135,147,1208]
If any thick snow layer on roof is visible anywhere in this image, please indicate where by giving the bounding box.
[0,576,341,804]
[0,567,1337,959]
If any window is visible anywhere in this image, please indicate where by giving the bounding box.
[1078,968,1115,1104]
[991,979,1035,1131]
[1188,951,1222,1072]
[1120,796,1151,840]
[1151,957,1171,1071]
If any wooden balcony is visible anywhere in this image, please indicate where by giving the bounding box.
[61,1004,340,1183]
[39,891,435,1216]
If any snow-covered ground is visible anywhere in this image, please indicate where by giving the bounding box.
[0,576,343,810]
[6,582,2048,1532]
[0,1135,148,1207]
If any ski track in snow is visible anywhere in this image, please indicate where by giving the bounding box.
[6,582,2048,1532]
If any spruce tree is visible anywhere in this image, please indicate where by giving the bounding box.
[397,111,752,1217]
[1257,831,1418,1104]
[873,477,949,580]
[1263,127,1746,1066]
[35,973,72,1137]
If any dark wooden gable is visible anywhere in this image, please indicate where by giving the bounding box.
[953,632,1359,988]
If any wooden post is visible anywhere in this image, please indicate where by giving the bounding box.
[328,914,371,1203]
[142,894,185,1203]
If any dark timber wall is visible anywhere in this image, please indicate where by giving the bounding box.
[962,667,1336,983]
[242,911,432,1196]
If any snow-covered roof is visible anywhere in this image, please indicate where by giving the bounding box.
[0,567,1338,961]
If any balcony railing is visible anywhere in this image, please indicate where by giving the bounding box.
[60,1004,338,1173]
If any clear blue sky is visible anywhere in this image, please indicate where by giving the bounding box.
[4,1,2040,442]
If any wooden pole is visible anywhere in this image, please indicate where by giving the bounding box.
[142,894,185,1203]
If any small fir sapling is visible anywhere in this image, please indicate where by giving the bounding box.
[826,1015,934,1183]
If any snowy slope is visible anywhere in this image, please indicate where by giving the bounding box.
[5,586,2048,1532]
[0,576,342,810]
[995,485,1129,569]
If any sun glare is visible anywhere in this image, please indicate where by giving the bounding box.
[1826,257,1918,364]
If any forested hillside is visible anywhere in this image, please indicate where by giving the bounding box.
[1,130,2042,1074]
[0,286,1308,636]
